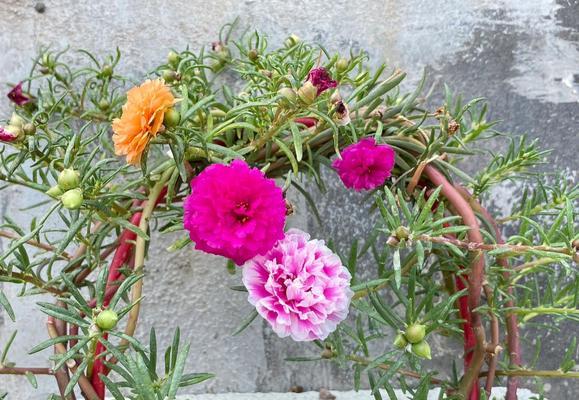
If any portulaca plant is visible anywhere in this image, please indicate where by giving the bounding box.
[0,23,578,400]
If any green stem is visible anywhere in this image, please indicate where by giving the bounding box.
[480,369,579,379]
[119,166,175,348]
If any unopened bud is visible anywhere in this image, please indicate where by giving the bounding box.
[9,113,24,128]
[278,87,297,106]
[167,51,180,67]
[411,340,431,360]
[321,348,334,359]
[101,64,113,78]
[393,333,408,349]
[248,49,259,61]
[285,34,300,47]
[58,169,81,190]
[572,239,579,250]
[297,81,317,105]
[46,185,63,198]
[162,70,179,83]
[0,125,22,143]
[405,324,426,344]
[22,123,36,135]
[61,188,83,210]
[395,226,410,240]
[98,99,110,111]
[95,309,119,331]
[336,58,349,72]
[260,69,272,79]
[163,108,180,128]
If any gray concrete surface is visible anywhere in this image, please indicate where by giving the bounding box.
[0,0,578,399]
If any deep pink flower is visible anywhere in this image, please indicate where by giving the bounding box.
[183,159,286,265]
[307,67,337,95]
[0,126,20,143]
[332,138,396,191]
[242,229,353,341]
[7,82,30,106]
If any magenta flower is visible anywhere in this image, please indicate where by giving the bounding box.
[242,229,353,341]
[332,138,396,191]
[307,67,337,95]
[0,126,20,143]
[183,159,286,265]
[7,82,30,106]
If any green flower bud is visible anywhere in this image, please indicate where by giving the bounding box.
[321,348,334,359]
[405,324,426,344]
[395,226,410,240]
[95,309,119,331]
[278,87,297,106]
[22,123,36,135]
[285,34,300,47]
[9,113,24,128]
[248,49,259,61]
[167,51,180,67]
[162,70,178,83]
[58,169,81,190]
[297,81,317,105]
[61,188,83,210]
[45,185,63,198]
[393,333,408,349]
[411,340,432,360]
[101,64,113,78]
[336,58,349,72]
[163,108,180,128]
[98,99,110,111]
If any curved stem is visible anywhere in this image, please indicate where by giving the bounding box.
[119,167,175,347]
[0,230,72,259]
[424,165,486,398]
[456,185,522,400]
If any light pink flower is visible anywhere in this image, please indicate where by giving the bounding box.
[183,159,286,265]
[242,229,353,341]
[307,67,337,95]
[7,82,30,106]
[332,138,396,191]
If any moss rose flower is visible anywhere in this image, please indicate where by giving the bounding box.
[7,82,30,106]
[183,160,286,265]
[306,67,337,95]
[332,138,395,191]
[242,229,353,341]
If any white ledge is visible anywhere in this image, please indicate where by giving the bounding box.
[168,388,541,400]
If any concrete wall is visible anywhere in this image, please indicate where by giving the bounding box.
[1,0,578,398]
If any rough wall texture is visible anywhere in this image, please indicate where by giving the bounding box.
[0,0,578,399]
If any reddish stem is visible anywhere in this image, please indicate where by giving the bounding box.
[424,165,486,398]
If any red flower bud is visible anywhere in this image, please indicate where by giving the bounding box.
[7,82,30,106]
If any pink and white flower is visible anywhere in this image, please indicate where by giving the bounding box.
[242,229,353,341]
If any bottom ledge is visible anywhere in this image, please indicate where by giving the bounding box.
[165,388,540,400]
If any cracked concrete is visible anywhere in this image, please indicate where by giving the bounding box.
[1,0,578,398]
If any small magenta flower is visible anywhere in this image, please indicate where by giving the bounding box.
[183,159,286,265]
[242,229,353,341]
[332,138,396,191]
[306,67,338,95]
[7,82,30,106]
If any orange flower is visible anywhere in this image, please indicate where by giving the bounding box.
[112,79,176,165]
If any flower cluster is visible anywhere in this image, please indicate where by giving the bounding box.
[106,73,395,341]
